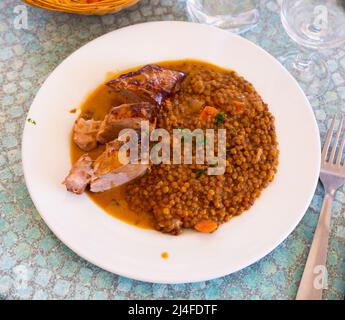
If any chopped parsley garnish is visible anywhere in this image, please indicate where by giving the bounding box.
[27,118,36,125]
[208,163,218,168]
[215,113,226,124]
[194,169,207,178]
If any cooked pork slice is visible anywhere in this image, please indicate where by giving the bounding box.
[64,154,93,195]
[106,64,186,105]
[90,139,149,192]
[96,102,157,144]
[90,164,148,193]
[73,118,101,151]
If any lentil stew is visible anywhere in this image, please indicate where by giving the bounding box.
[71,59,279,235]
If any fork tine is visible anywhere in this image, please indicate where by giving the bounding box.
[322,115,336,162]
[329,115,343,163]
[336,115,345,165]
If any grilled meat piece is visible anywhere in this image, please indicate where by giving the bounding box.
[63,154,93,194]
[106,64,186,105]
[90,139,149,192]
[96,102,157,144]
[73,118,101,151]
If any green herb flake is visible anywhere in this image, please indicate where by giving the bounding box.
[215,113,226,125]
[194,169,207,178]
[27,118,37,125]
[208,163,218,168]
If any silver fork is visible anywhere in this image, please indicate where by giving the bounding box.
[296,114,344,300]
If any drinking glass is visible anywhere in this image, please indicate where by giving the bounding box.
[186,0,261,34]
[280,0,345,97]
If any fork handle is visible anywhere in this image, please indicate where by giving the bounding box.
[296,192,333,300]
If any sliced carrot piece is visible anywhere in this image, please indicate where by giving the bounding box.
[200,106,218,121]
[194,219,218,233]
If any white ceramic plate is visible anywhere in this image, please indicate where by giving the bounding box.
[22,21,320,284]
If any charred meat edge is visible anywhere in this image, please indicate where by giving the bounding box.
[106,64,186,105]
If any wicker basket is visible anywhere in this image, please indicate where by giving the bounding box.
[23,0,141,15]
